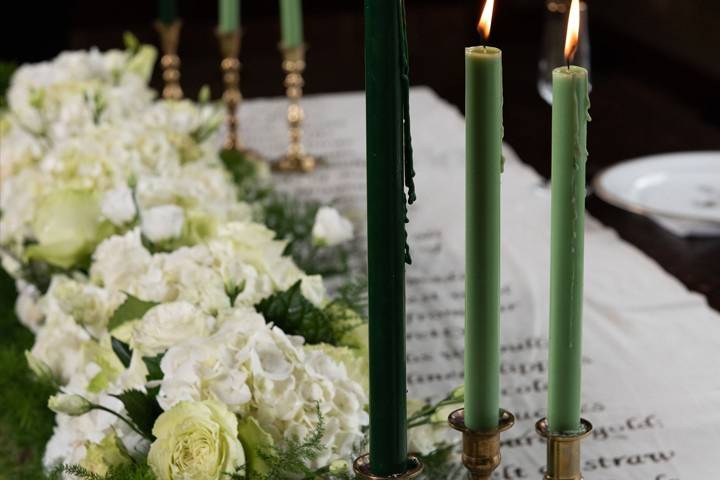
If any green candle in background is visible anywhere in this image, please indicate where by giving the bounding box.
[365,0,410,475]
[158,0,178,24]
[547,0,590,434]
[279,0,304,48]
[464,44,503,433]
[218,0,240,34]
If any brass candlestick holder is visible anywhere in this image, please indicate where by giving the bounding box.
[353,453,423,480]
[273,44,318,173]
[154,20,183,100]
[217,30,245,151]
[448,408,515,480]
[535,418,593,480]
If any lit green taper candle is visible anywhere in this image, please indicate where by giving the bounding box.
[279,0,304,48]
[218,0,240,34]
[464,0,502,433]
[547,0,590,434]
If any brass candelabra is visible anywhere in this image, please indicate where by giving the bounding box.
[155,20,183,100]
[352,453,423,480]
[536,418,593,480]
[273,44,318,173]
[448,408,515,480]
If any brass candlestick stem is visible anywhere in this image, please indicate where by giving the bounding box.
[353,453,423,480]
[536,418,593,480]
[217,30,244,151]
[448,408,515,480]
[273,44,317,173]
[154,20,183,100]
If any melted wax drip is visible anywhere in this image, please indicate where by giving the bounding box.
[399,0,415,265]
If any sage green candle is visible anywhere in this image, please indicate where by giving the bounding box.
[279,0,304,48]
[157,0,177,25]
[464,46,503,432]
[547,65,590,434]
[218,0,240,34]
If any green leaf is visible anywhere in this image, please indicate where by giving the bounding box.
[256,281,338,345]
[108,294,158,331]
[237,417,274,478]
[142,353,164,382]
[111,337,132,369]
[111,389,162,440]
[220,148,262,195]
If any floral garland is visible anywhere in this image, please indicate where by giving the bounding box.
[0,40,459,480]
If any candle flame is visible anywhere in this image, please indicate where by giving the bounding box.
[564,0,580,63]
[477,0,495,41]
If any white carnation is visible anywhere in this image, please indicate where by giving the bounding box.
[141,205,185,243]
[312,207,354,246]
[101,185,136,225]
[91,229,151,292]
[15,280,44,332]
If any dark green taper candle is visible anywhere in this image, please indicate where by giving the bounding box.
[547,64,590,434]
[464,44,503,432]
[365,0,408,475]
[157,0,177,25]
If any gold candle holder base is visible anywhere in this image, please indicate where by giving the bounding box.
[155,20,183,100]
[272,44,319,173]
[448,408,515,480]
[535,418,593,480]
[352,453,424,479]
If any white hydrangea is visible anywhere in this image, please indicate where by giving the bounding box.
[157,307,368,467]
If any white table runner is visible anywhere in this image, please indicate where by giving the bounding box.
[239,88,720,478]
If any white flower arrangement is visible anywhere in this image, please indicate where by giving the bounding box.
[0,44,458,479]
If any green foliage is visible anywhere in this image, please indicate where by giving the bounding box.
[0,269,56,479]
[111,389,162,440]
[0,61,16,109]
[111,337,133,368]
[220,149,267,199]
[55,463,156,480]
[108,294,158,331]
[416,444,464,480]
[255,407,325,480]
[256,281,357,346]
[255,192,349,277]
[218,150,351,277]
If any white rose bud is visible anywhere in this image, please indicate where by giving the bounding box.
[25,351,55,383]
[311,207,354,247]
[141,205,185,243]
[48,393,93,416]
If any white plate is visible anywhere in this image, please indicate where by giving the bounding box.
[594,152,720,236]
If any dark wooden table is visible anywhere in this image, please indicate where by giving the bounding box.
[4,1,719,310]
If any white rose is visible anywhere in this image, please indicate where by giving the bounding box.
[101,185,136,226]
[312,207,354,246]
[141,205,185,243]
[131,301,213,356]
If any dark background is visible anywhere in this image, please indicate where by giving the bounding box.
[2,0,720,310]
